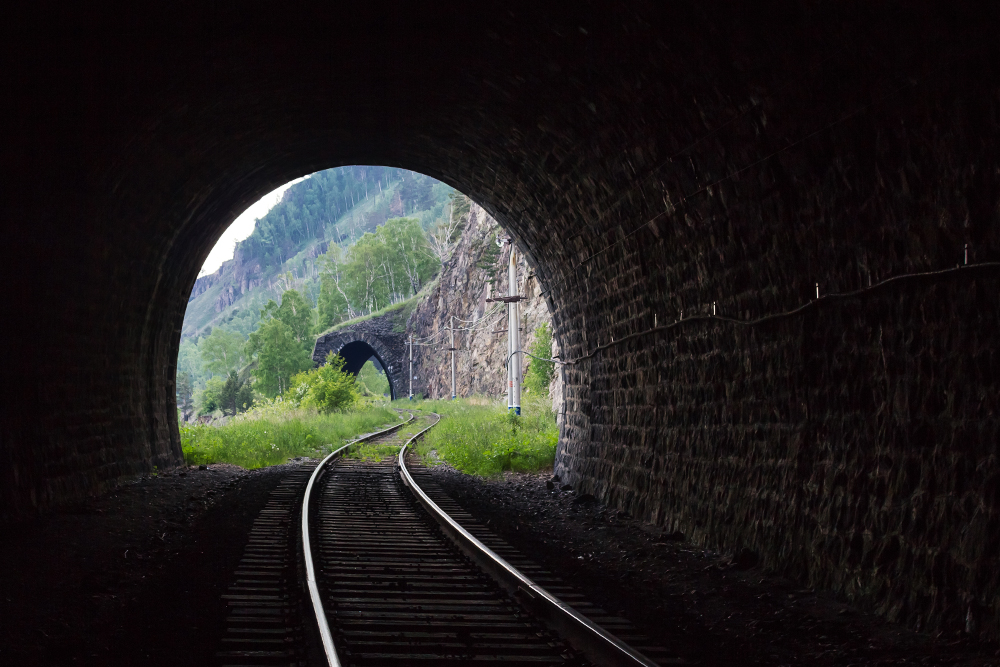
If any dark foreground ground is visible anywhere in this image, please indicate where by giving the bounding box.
[1,461,998,666]
[0,463,288,666]
[424,465,1000,667]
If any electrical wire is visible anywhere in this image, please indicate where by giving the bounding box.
[551,261,1000,365]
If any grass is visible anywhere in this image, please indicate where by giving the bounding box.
[180,401,400,468]
[346,417,424,462]
[404,396,558,476]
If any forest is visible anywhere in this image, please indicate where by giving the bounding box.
[177,167,467,420]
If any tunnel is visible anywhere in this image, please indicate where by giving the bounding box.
[3,0,1000,638]
[336,343,394,399]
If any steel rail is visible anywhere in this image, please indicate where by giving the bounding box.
[398,421,661,667]
[301,411,415,667]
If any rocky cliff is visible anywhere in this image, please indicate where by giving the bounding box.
[407,204,561,414]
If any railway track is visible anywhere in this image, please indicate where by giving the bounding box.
[218,411,672,666]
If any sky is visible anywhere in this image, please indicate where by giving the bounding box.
[198,176,309,276]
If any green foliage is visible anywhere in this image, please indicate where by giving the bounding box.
[196,376,227,415]
[343,217,439,313]
[410,397,558,476]
[357,360,391,397]
[217,371,254,415]
[347,418,420,462]
[262,288,314,350]
[524,323,555,394]
[181,168,456,416]
[176,371,194,417]
[177,339,203,384]
[286,353,360,413]
[316,244,351,330]
[180,403,398,468]
[247,317,313,397]
[200,327,247,376]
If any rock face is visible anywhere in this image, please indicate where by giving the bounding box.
[407,204,560,414]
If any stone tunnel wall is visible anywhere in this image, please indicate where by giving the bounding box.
[541,34,1000,636]
[2,0,1000,643]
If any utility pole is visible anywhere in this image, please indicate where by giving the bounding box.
[507,245,521,415]
[450,316,457,400]
[408,335,413,400]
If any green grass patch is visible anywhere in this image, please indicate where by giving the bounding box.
[403,397,557,476]
[180,402,399,468]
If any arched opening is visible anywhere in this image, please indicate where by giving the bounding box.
[337,342,394,400]
[177,167,464,420]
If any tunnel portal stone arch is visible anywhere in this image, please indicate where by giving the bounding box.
[312,325,407,402]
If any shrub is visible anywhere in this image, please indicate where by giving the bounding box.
[524,323,555,394]
[286,353,360,413]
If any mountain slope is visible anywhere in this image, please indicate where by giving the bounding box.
[183,167,451,340]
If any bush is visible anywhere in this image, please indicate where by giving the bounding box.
[524,323,555,394]
[409,396,557,476]
[286,353,360,413]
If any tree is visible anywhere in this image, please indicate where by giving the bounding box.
[381,217,438,295]
[217,370,254,415]
[343,217,439,314]
[524,323,555,394]
[275,287,314,350]
[176,371,194,418]
[286,353,360,413]
[343,231,390,313]
[200,327,246,376]
[258,287,314,352]
[428,195,466,263]
[316,244,352,330]
[196,376,226,415]
[247,317,314,397]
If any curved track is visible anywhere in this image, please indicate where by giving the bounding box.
[303,412,666,667]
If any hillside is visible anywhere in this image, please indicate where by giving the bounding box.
[183,167,450,340]
[177,167,453,400]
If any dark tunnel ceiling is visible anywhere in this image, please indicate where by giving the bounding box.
[3,1,1000,637]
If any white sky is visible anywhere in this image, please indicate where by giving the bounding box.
[198,176,309,276]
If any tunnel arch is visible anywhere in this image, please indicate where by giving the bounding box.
[312,328,407,402]
[4,0,1000,638]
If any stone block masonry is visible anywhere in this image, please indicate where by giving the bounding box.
[560,271,1000,636]
[312,316,408,400]
[2,0,999,647]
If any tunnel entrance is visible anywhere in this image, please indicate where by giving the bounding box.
[6,2,1000,642]
[336,341,395,400]
[175,167,456,420]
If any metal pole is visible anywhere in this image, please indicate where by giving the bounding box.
[408,335,413,400]
[506,254,513,411]
[450,316,456,400]
[508,246,521,415]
